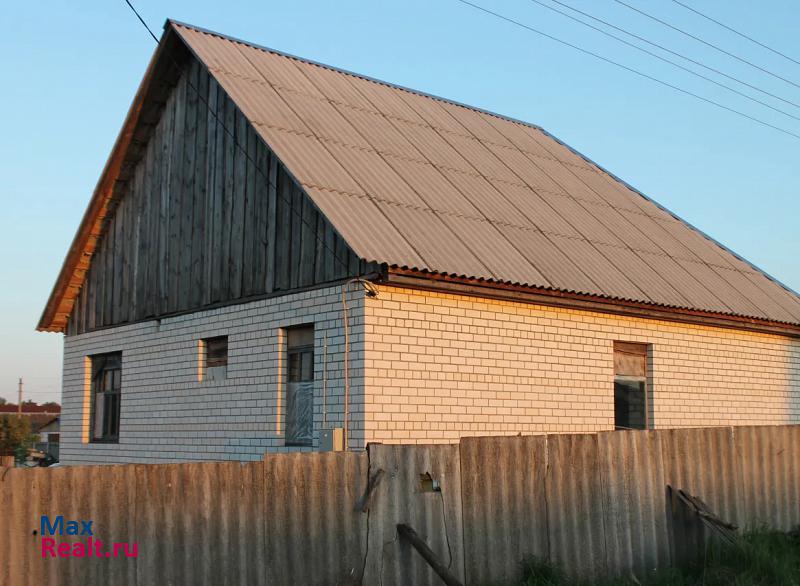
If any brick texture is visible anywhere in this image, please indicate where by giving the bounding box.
[61,282,800,463]
[61,285,365,464]
[362,285,800,443]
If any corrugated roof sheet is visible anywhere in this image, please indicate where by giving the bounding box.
[172,22,800,326]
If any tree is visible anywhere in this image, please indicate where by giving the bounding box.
[0,397,6,406]
[0,416,39,464]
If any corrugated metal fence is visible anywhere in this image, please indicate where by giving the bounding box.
[1,425,798,585]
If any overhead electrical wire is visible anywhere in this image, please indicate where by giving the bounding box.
[525,0,800,123]
[540,0,800,111]
[672,0,800,68]
[613,0,800,90]
[121,0,354,274]
[452,0,800,141]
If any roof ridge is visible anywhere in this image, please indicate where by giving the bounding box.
[164,19,549,133]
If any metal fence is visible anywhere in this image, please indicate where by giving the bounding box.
[1,425,798,585]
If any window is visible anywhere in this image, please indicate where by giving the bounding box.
[201,336,228,381]
[91,352,122,442]
[286,326,314,446]
[613,342,650,430]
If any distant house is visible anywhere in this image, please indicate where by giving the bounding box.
[0,404,61,435]
[38,21,800,464]
[34,417,60,462]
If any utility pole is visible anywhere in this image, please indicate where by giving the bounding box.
[17,378,22,419]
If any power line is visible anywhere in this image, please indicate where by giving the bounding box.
[672,0,800,68]
[541,0,800,112]
[452,0,800,141]
[613,0,800,90]
[121,1,354,275]
[525,0,800,123]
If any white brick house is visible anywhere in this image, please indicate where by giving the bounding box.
[39,22,800,464]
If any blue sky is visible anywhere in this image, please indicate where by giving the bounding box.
[1,0,798,403]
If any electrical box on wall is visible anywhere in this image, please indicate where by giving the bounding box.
[319,428,344,452]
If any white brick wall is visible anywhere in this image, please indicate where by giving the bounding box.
[362,285,800,443]
[61,282,800,463]
[61,285,366,464]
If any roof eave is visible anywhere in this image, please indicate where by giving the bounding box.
[36,25,180,333]
[386,268,800,338]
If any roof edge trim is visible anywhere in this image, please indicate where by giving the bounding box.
[36,28,178,332]
[386,269,800,338]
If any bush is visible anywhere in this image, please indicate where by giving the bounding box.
[0,415,39,464]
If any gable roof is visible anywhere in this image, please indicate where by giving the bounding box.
[38,20,800,333]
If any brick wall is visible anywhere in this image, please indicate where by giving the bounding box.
[61,281,800,463]
[61,285,366,464]
[362,285,800,443]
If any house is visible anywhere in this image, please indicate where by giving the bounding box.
[34,417,60,462]
[37,21,800,464]
[0,404,61,436]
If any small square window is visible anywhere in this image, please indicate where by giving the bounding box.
[201,336,228,381]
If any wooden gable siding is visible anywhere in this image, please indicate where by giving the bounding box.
[66,58,368,336]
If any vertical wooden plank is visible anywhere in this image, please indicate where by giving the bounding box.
[229,108,247,299]
[76,280,86,334]
[265,153,278,294]
[323,223,336,283]
[118,192,131,324]
[96,220,107,328]
[96,227,107,327]
[289,186,303,290]
[138,136,153,318]
[66,307,76,336]
[221,92,235,300]
[314,209,326,284]
[190,65,209,308]
[210,80,226,303]
[158,87,176,314]
[137,162,149,320]
[85,261,96,330]
[336,233,350,280]
[252,137,269,294]
[299,196,317,287]
[203,77,219,306]
[104,214,116,326]
[112,206,123,323]
[178,59,199,312]
[241,124,257,297]
[125,181,137,322]
[146,119,162,318]
[167,70,187,313]
[130,165,144,321]
[348,248,360,278]
[275,169,292,291]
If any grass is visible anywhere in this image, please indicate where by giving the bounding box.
[516,529,800,586]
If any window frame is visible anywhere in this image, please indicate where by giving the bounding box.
[201,336,229,382]
[613,341,650,431]
[90,352,122,443]
[285,325,315,447]
[205,336,228,368]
